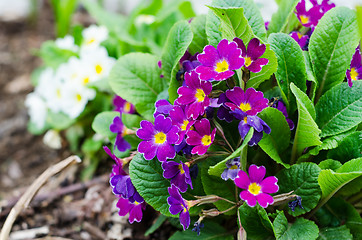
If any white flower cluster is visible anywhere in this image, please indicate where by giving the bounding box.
[26,25,115,129]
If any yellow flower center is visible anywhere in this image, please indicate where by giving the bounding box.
[134,201,140,205]
[240,102,251,112]
[76,94,82,102]
[297,32,302,39]
[243,116,248,124]
[95,64,103,74]
[178,163,185,174]
[181,120,189,131]
[215,60,229,73]
[350,68,358,81]
[300,15,309,25]
[248,182,261,195]
[230,165,238,170]
[83,77,90,85]
[201,135,211,146]
[195,89,206,102]
[154,132,166,144]
[124,102,131,112]
[56,89,61,99]
[244,57,252,67]
[183,206,188,212]
[87,38,95,45]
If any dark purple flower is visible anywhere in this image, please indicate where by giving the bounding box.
[136,115,179,162]
[189,164,199,179]
[196,39,244,81]
[162,160,193,193]
[295,0,323,28]
[103,146,126,177]
[221,157,240,181]
[175,70,212,119]
[110,115,132,152]
[288,196,304,211]
[192,221,204,235]
[233,38,268,73]
[290,31,309,50]
[113,96,135,114]
[217,93,234,123]
[346,47,362,88]
[270,99,295,130]
[186,118,216,155]
[180,51,201,73]
[224,87,269,116]
[167,184,190,230]
[234,165,279,208]
[154,99,173,118]
[233,109,271,146]
[169,105,195,144]
[110,174,135,198]
[174,138,193,156]
[116,192,146,224]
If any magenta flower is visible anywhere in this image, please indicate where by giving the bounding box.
[116,192,146,224]
[290,31,309,50]
[110,115,132,152]
[167,184,190,230]
[295,0,323,28]
[196,39,244,81]
[154,99,173,118]
[175,70,212,119]
[104,146,126,177]
[162,160,193,193]
[346,48,362,88]
[113,96,135,114]
[136,115,179,162]
[169,105,195,144]
[224,87,269,116]
[233,37,268,73]
[234,165,279,208]
[186,118,216,155]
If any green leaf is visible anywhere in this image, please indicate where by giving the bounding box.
[269,33,307,113]
[318,160,342,171]
[318,158,362,203]
[273,212,319,240]
[206,10,222,47]
[309,7,359,100]
[267,0,299,34]
[47,111,76,130]
[169,221,233,240]
[304,51,317,100]
[188,15,208,55]
[37,41,77,69]
[122,114,143,130]
[258,107,291,168]
[161,20,193,103]
[238,204,274,240]
[315,82,362,138]
[277,163,321,216]
[327,132,362,163]
[290,83,322,161]
[208,128,254,177]
[318,226,353,240]
[145,214,167,236]
[357,6,362,40]
[109,53,166,120]
[92,111,118,138]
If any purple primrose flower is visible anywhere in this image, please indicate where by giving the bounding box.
[234,38,269,73]
[234,165,279,208]
[295,0,323,28]
[154,99,173,118]
[169,105,196,144]
[175,70,212,119]
[136,115,179,161]
[217,93,234,123]
[104,146,126,177]
[180,51,201,73]
[110,115,132,152]
[116,192,146,224]
[196,39,244,81]
[113,96,135,114]
[346,47,362,88]
[224,87,269,116]
[271,99,295,130]
[290,31,309,50]
[162,160,193,193]
[186,118,216,155]
[167,184,191,230]
[221,157,241,181]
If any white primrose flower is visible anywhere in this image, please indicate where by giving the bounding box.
[25,92,47,129]
[81,25,108,49]
[43,130,62,149]
[55,35,79,52]
[135,14,156,26]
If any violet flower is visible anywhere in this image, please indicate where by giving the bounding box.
[346,47,362,88]
[233,37,269,73]
[169,105,195,144]
[110,115,132,152]
[113,96,135,114]
[290,31,309,50]
[217,93,234,123]
[162,160,193,193]
[186,118,216,155]
[270,99,295,130]
[154,99,173,118]
[104,146,126,177]
[224,87,269,116]
[221,157,241,181]
[234,165,279,208]
[288,196,304,211]
[167,184,191,230]
[136,115,179,162]
[295,0,323,28]
[175,70,212,119]
[180,51,201,73]
[196,39,244,81]
[116,192,146,224]
[174,138,193,156]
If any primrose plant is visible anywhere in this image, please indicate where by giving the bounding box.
[98,0,362,238]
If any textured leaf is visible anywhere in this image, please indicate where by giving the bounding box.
[92,111,118,138]
[290,83,322,161]
[318,160,342,171]
[269,33,307,113]
[206,10,222,47]
[188,15,207,55]
[327,131,362,163]
[122,114,143,130]
[161,20,193,103]
[267,0,299,34]
[317,226,353,240]
[304,51,317,100]
[273,212,319,240]
[109,53,165,121]
[238,204,274,240]
[258,107,291,168]
[315,82,362,138]
[277,163,321,216]
[309,7,359,100]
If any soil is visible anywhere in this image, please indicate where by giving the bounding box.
[0,3,175,240]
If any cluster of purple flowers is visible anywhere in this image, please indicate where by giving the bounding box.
[295,0,335,29]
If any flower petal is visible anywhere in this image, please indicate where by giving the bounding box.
[138,140,157,160]
[260,176,279,194]
[239,190,257,207]
[248,165,266,183]
[256,193,274,208]
[234,170,250,189]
